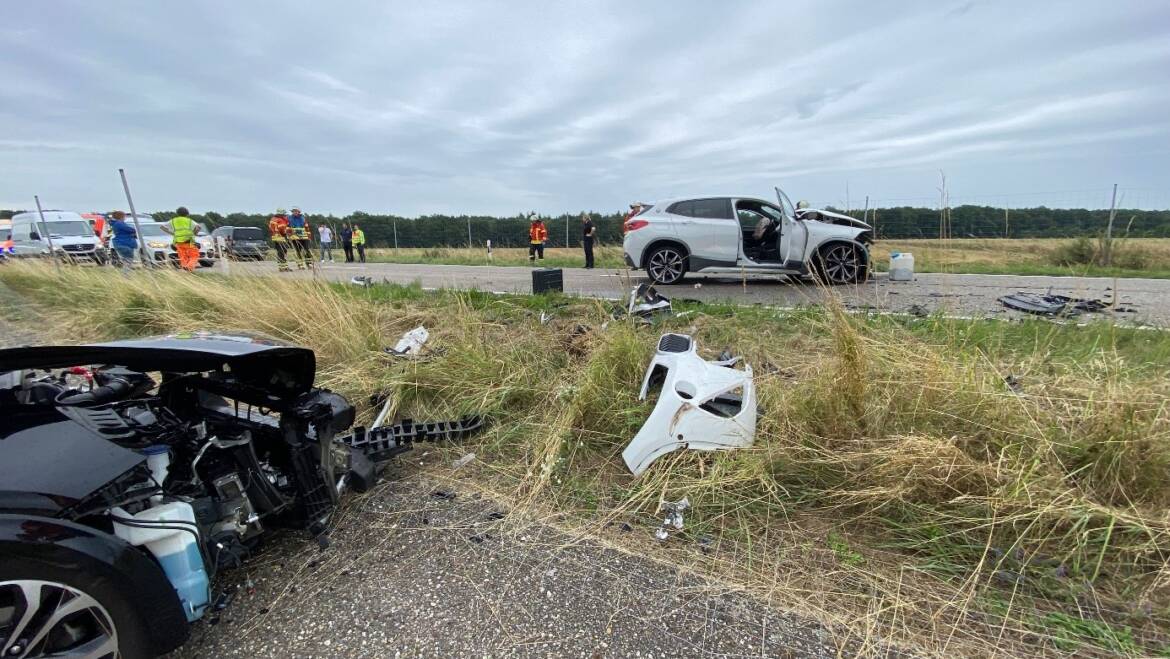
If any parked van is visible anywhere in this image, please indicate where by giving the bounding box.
[9,211,105,263]
[210,225,269,260]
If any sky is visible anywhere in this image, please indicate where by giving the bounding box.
[2,1,1169,215]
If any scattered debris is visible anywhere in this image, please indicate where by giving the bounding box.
[620,283,672,319]
[906,303,930,318]
[654,498,690,541]
[486,511,506,520]
[432,489,457,501]
[998,293,1114,317]
[697,534,715,554]
[468,533,490,544]
[385,326,430,357]
[350,275,373,287]
[1004,375,1023,392]
[622,333,756,476]
[451,452,476,470]
[539,311,552,325]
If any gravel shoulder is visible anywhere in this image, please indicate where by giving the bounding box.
[173,474,855,658]
[226,261,1170,326]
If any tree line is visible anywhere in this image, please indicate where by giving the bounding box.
[3,206,1168,246]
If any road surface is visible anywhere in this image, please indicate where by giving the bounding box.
[224,260,1170,325]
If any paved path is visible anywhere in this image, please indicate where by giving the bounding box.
[174,475,857,658]
[223,260,1170,325]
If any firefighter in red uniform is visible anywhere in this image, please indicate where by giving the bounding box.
[269,209,291,272]
[527,213,548,262]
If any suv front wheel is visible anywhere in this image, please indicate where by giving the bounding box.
[645,245,688,285]
[815,243,867,285]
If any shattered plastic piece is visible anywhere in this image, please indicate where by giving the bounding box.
[625,283,672,318]
[622,334,757,475]
[654,498,690,541]
[432,489,457,501]
[385,326,429,357]
[339,416,485,463]
[998,293,1109,317]
[451,452,476,469]
[350,275,373,287]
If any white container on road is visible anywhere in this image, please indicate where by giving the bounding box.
[889,252,914,281]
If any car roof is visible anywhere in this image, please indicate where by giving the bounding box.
[11,211,87,222]
[650,196,776,206]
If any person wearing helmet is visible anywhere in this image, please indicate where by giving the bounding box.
[796,200,810,210]
[287,207,312,269]
[527,212,548,262]
[269,208,291,272]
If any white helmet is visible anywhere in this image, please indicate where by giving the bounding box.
[796,200,810,210]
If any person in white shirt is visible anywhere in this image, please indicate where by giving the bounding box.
[318,225,334,263]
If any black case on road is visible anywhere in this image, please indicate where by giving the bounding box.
[532,268,563,294]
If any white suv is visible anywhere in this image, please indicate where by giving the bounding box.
[623,189,872,285]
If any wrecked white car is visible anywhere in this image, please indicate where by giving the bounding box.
[622,334,757,475]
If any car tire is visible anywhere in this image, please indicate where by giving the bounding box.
[814,243,867,285]
[645,245,688,285]
[0,556,153,659]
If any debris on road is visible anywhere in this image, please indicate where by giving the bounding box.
[655,497,690,541]
[451,452,476,469]
[998,292,1114,316]
[385,325,430,357]
[622,333,757,475]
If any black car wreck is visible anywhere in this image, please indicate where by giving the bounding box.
[0,334,480,658]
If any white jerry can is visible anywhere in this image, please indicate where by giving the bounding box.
[889,252,914,281]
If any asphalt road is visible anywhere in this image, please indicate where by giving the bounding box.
[224,260,1170,326]
[173,474,854,658]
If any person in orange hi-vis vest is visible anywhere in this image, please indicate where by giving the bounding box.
[527,212,548,262]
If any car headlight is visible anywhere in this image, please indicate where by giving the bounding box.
[147,241,169,249]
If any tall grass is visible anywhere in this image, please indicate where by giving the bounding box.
[5,260,1170,655]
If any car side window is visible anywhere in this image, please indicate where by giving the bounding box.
[667,201,694,217]
[691,198,733,220]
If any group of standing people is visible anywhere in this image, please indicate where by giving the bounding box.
[267,208,365,272]
[104,206,201,272]
[526,212,597,268]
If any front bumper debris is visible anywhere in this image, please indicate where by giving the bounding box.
[339,416,485,463]
[622,333,756,475]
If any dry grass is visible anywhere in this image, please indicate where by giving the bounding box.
[871,238,1170,277]
[5,260,1170,656]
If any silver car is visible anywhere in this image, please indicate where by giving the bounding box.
[623,188,872,285]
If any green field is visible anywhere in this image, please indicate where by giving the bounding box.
[5,260,1170,656]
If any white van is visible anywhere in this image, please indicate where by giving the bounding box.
[10,211,106,262]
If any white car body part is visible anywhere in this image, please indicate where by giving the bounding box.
[622,334,757,476]
[388,326,429,357]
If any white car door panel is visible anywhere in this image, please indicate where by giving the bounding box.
[672,198,738,265]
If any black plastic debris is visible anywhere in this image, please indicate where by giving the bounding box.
[432,489,457,501]
[486,511,506,520]
[998,293,1111,316]
[1004,375,1023,392]
[907,303,930,317]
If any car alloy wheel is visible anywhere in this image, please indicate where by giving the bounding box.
[0,580,120,658]
[819,244,862,284]
[647,247,686,284]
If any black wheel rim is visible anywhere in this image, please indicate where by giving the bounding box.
[0,580,119,658]
[822,244,859,284]
[648,249,684,284]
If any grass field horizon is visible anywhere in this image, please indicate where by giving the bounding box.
[5,260,1170,656]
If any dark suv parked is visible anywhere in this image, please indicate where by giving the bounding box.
[210,226,269,260]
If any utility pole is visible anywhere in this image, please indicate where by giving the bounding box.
[466,216,472,250]
[862,195,869,223]
[1004,206,1010,239]
[118,169,150,266]
[33,195,62,273]
[1104,183,1118,266]
[393,220,399,251]
[845,181,850,214]
[566,215,569,249]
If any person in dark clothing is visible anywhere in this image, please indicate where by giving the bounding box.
[340,223,354,262]
[581,212,596,269]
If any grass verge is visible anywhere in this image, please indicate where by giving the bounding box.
[4,260,1170,656]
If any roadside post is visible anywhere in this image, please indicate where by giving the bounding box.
[1104,183,1118,266]
[486,239,493,262]
[33,195,62,274]
[118,169,151,267]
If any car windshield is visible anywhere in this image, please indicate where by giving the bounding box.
[137,224,169,237]
[37,221,93,237]
[234,228,264,240]
[0,229,10,241]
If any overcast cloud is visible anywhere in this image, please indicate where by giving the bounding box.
[2,1,1168,215]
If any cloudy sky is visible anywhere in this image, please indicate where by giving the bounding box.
[2,1,1168,215]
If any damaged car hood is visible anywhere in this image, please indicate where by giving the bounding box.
[0,333,316,402]
[797,208,871,230]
